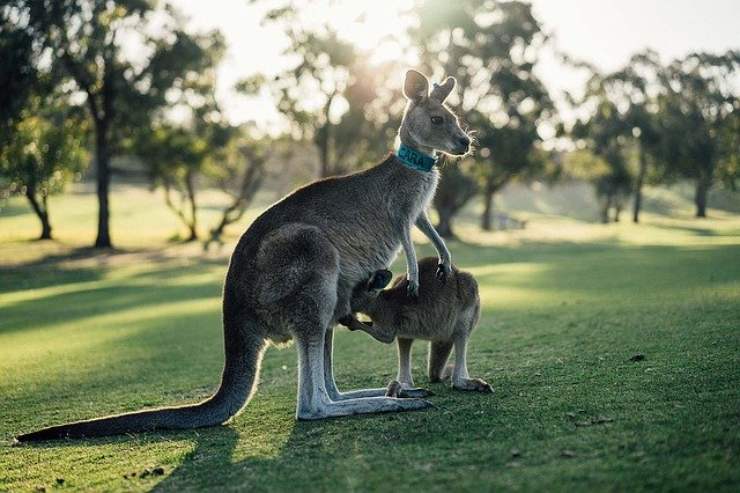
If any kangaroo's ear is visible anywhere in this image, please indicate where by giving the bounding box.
[430,76,456,102]
[403,69,429,102]
[367,269,393,291]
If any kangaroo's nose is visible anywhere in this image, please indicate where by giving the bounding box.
[458,136,470,148]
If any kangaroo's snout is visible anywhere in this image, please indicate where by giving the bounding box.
[454,136,471,155]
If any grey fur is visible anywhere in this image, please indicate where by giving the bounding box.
[15,70,470,441]
[345,258,493,395]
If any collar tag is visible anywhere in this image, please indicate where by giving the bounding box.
[395,143,438,172]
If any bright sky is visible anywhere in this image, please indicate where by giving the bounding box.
[170,0,740,127]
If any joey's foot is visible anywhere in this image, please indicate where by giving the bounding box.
[436,262,452,283]
[386,380,433,398]
[385,380,402,397]
[453,378,494,393]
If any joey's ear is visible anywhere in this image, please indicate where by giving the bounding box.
[367,269,393,291]
[403,69,429,102]
[430,76,456,102]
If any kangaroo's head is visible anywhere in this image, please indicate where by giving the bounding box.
[399,69,471,156]
[349,269,393,314]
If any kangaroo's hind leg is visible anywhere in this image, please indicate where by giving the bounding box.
[295,327,432,419]
[259,224,432,419]
[323,327,391,401]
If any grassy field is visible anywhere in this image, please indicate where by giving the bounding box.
[1,184,739,492]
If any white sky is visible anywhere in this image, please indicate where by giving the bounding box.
[170,0,740,127]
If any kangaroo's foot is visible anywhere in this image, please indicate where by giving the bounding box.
[452,377,493,393]
[385,380,433,398]
[297,396,433,420]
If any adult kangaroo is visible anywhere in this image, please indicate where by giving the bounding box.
[16,69,471,441]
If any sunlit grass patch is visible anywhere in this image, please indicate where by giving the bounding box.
[0,185,739,491]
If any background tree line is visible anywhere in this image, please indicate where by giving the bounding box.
[1,0,737,247]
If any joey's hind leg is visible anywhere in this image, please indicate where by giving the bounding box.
[450,331,492,394]
[428,340,454,383]
[394,338,432,398]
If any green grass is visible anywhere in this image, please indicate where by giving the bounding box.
[1,185,739,492]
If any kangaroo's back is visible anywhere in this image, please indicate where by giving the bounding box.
[369,257,478,341]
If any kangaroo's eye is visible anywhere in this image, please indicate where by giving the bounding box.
[431,116,443,125]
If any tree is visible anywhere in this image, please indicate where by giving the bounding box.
[12,0,226,247]
[0,8,38,145]
[247,2,401,177]
[571,95,633,223]
[0,96,87,239]
[655,51,739,217]
[134,31,229,242]
[603,50,664,223]
[204,133,273,250]
[411,0,555,234]
[433,161,477,238]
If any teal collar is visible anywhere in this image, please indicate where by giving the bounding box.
[395,143,438,172]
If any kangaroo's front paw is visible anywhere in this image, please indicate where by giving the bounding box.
[436,262,452,283]
[453,378,494,393]
[406,279,419,299]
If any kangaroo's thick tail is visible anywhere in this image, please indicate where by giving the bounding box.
[16,321,266,442]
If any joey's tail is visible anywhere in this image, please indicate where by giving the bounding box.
[16,321,266,442]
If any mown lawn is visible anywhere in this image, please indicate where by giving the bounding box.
[1,186,739,492]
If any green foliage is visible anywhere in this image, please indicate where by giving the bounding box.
[413,0,556,230]
[5,0,228,246]
[647,51,740,217]
[0,108,86,197]
[654,51,739,197]
[247,1,402,176]
[0,94,87,238]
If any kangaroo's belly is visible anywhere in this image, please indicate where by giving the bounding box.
[394,322,457,342]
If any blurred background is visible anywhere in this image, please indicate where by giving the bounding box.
[0,0,738,253]
[1,3,739,490]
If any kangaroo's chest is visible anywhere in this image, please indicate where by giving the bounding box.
[337,171,438,284]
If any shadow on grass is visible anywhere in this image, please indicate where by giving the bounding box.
[14,386,499,492]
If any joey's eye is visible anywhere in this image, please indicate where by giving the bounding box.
[431,116,443,125]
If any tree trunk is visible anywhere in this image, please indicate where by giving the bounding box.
[600,195,611,224]
[694,176,710,218]
[184,169,198,241]
[25,185,52,240]
[632,147,647,223]
[435,207,456,239]
[94,119,112,248]
[481,184,494,231]
[317,93,335,178]
[614,202,622,222]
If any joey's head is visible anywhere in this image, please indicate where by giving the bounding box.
[399,69,471,157]
[349,269,393,314]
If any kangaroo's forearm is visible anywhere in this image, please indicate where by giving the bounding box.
[341,315,395,344]
[400,226,419,280]
[415,211,451,264]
